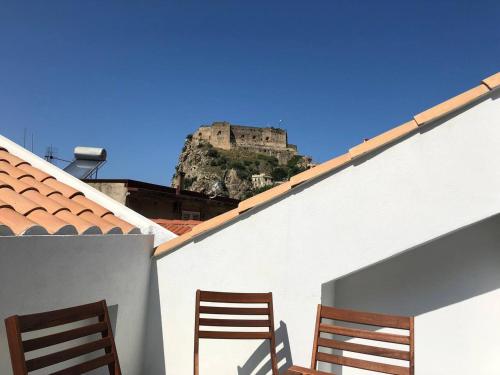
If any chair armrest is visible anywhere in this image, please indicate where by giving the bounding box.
[286,365,334,375]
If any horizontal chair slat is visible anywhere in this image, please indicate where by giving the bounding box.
[199,306,269,315]
[321,306,411,330]
[317,338,410,361]
[316,352,409,375]
[286,365,333,374]
[23,322,108,352]
[199,318,270,327]
[49,353,115,375]
[26,337,112,371]
[199,291,271,303]
[19,301,104,333]
[319,324,410,345]
[198,331,271,340]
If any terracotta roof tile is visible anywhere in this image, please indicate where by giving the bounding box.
[26,209,77,235]
[0,204,47,235]
[42,178,82,199]
[154,71,499,256]
[18,175,57,196]
[413,84,489,126]
[290,154,351,187]
[153,219,201,236]
[0,146,138,236]
[238,182,292,212]
[349,120,419,159]
[79,211,122,234]
[71,195,112,217]
[482,72,500,90]
[102,213,140,234]
[0,161,32,179]
[16,163,51,181]
[0,150,28,167]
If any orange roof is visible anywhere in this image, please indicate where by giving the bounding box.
[154,72,500,256]
[0,147,139,236]
[152,219,201,236]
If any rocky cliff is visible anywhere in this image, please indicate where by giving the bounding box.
[171,126,312,200]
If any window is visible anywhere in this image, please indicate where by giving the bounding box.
[182,210,201,220]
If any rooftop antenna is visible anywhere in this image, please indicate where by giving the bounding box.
[44,146,71,165]
[44,145,57,163]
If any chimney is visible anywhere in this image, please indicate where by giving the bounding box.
[175,172,185,195]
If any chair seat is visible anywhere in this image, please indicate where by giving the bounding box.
[286,365,335,375]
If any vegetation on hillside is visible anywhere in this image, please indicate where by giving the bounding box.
[173,137,311,200]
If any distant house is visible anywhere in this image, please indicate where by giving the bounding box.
[251,173,274,189]
[85,177,239,223]
[154,72,500,374]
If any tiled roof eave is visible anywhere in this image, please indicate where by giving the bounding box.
[0,147,140,236]
[154,72,500,257]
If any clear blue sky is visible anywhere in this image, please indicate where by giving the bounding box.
[1,1,499,185]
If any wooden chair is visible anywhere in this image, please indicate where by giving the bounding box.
[194,290,279,375]
[4,300,121,375]
[287,305,414,375]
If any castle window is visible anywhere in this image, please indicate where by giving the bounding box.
[265,136,269,141]
[217,131,221,135]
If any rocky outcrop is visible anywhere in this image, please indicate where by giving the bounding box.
[172,128,312,200]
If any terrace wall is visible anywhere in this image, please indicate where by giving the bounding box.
[0,234,156,375]
[156,92,500,374]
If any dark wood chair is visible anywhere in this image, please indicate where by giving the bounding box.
[4,300,121,375]
[287,305,414,375]
[194,290,279,375]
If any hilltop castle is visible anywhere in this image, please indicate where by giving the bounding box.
[193,121,298,164]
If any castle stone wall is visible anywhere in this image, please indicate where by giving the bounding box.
[192,122,294,155]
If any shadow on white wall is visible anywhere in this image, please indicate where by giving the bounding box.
[237,321,293,375]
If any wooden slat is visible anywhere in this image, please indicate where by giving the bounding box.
[49,353,115,375]
[286,365,333,374]
[317,338,410,361]
[26,337,111,371]
[320,306,410,329]
[23,322,108,352]
[319,324,410,345]
[199,306,269,315]
[199,290,271,303]
[316,352,409,375]
[18,301,103,333]
[199,318,270,327]
[198,331,271,340]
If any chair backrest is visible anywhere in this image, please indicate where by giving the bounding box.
[4,300,121,375]
[310,305,414,375]
[194,290,279,375]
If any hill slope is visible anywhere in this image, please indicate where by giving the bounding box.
[171,133,312,200]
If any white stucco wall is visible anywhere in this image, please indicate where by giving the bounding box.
[0,234,155,375]
[156,92,500,374]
